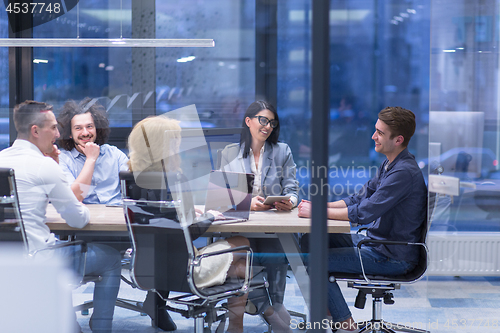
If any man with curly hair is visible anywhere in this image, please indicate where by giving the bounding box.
[57,98,129,205]
[57,98,178,331]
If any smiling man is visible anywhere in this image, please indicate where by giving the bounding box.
[0,100,121,333]
[56,98,178,331]
[57,98,129,205]
[298,106,427,333]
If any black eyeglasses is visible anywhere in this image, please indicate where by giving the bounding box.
[252,115,279,128]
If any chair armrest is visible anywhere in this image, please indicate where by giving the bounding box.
[29,239,87,258]
[356,227,368,235]
[188,245,254,301]
[123,198,178,208]
[195,245,251,261]
[357,238,415,248]
[356,239,427,283]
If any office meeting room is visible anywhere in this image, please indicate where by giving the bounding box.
[1,0,500,332]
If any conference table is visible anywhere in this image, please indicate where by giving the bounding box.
[46,204,351,310]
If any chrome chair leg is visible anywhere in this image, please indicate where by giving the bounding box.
[194,316,205,333]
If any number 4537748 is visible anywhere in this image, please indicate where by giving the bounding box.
[6,3,61,14]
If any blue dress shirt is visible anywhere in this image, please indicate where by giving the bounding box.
[59,144,129,205]
[343,148,427,263]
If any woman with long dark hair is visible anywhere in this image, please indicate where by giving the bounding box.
[220,101,299,332]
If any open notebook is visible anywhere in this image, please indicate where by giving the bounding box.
[204,170,254,225]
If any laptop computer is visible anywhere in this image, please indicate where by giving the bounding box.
[204,170,254,225]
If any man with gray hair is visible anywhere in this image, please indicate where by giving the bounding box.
[0,100,121,333]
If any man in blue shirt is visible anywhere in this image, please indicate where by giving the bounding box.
[57,98,177,331]
[298,106,427,333]
[57,98,129,205]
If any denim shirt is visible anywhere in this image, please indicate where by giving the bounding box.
[343,148,427,263]
[59,144,129,205]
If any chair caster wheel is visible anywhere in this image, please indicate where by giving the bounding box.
[81,309,89,316]
[136,302,147,316]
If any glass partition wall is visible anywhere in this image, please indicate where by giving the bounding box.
[429,0,500,277]
[279,0,430,202]
[4,0,499,331]
[3,0,432,194]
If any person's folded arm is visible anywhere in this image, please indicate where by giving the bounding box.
[342,176,378,207]
[326,206,349,220]
[347,169,413,225]
[327,199,347,208]
[43,160,89,228]
[280,144,299,206]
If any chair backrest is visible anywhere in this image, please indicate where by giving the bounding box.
[215,149,223,170]
[373,185,442,282]
[119,170,196,293]
[400,191,435,282]
[0,168,28,252]
[335,189,433,284]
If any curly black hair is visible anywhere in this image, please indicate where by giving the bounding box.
[57,97,110,151]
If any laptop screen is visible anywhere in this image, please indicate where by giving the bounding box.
[204,171,254,219]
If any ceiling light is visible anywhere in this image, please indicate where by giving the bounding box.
[177,56,196,63]
[0,38,215,48]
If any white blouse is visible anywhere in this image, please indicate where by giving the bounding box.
[248,145,265,197]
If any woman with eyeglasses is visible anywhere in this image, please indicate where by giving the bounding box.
[220,100,299,333]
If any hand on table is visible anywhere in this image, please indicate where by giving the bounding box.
[205,209,226,220]
[251,196,272,211]
[297,199,311,218]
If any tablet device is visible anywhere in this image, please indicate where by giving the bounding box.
[263,195,290,205]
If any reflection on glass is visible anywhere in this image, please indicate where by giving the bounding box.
[428,0,500,280]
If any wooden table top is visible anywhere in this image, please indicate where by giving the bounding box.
[45,204,351,234]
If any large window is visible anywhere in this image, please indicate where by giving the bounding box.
[426,0,500,277]
[277,0,430,200]
[429,0,500,233]
[33,0,133,135]
[4,0,500,329]
[26,1,431,190]
[155,1,256,127]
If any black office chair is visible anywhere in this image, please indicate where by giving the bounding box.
[0,167,28,250]
[0,167,99,286]
[120,170,267,333]
[0,166,139,326]
[328,191,439,333]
